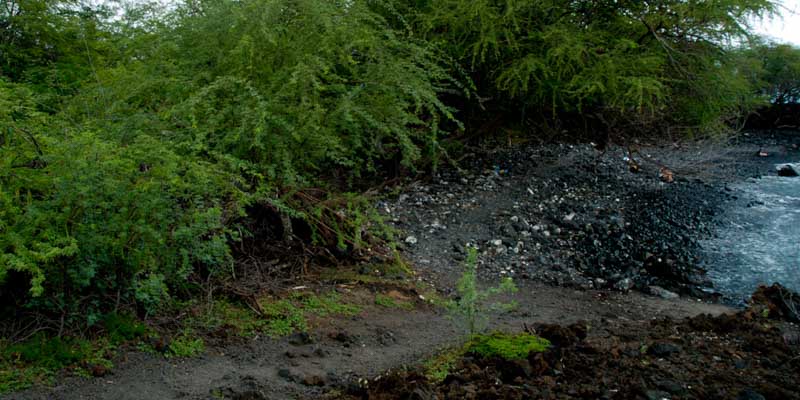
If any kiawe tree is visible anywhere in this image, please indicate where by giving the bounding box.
[1,0,459,322]
[394,0,775,136]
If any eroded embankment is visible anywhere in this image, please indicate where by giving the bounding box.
[337,290,800,400]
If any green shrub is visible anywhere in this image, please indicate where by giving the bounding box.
[74,0,458,184]
[0,120,243,317]
[104,313,147,343]
[2,0,458,326]
[0,0,785,337]
[736,41,800,105]
[467,332,550,361]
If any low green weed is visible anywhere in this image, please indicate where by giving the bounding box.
[423,347,465,383]
[0,333,118,393]
[374,294,414,310]
[447,247,517,335]
[188,291,360,339]
[168,330,205,358]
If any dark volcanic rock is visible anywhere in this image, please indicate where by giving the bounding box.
[777,164,799,177]
[344,310,800,400]
[288,332,314,346]
[737,388,766,400]
[750,283,800,322]
[385,141,734,295]
[648,342,682,357]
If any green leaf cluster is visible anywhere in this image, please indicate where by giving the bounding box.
[736,40,800,105]
[72,0,458,183]
[2,0,454,318]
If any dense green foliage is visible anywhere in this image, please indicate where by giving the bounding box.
[1,78,240,319]
[738,41,800,104]
[400,0,776,134]
[1,0,798,335]
[74,0,457,182]
[1,0,454,322]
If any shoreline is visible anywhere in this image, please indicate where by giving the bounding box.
[388,129,800,302]
[8,130,800,400]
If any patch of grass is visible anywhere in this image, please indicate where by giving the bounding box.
[295,291,360,317]
[217,301,268,337]
[374,294,414,310]
[466,332,550,361]
[187,291,361,339]
[423,347,466,383]
[258,298,308,337]
[0,333,119,394]
[168,330,205,358]
[319,270,384,284]
[0,362,53,394]
[3,334,92,370]
[256,291,360,337]
[0,291,360,393]
[319,259,414,284]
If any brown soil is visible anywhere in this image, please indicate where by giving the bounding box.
[342,307,800,400]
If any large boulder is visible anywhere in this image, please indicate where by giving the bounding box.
[776,163,799,177]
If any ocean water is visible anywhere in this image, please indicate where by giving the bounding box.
[702,171,800,302]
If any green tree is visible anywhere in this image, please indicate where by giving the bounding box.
[746,42,800,104]
[392,0,775,135]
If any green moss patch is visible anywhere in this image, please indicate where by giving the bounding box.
[467,332,550,361]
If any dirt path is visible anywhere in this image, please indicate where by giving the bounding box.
[9,282,731,400]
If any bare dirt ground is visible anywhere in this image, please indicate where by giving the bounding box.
[8,131,800,400]
[7,282,731,400]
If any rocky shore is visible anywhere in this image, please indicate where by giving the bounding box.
[386,130,800,300]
